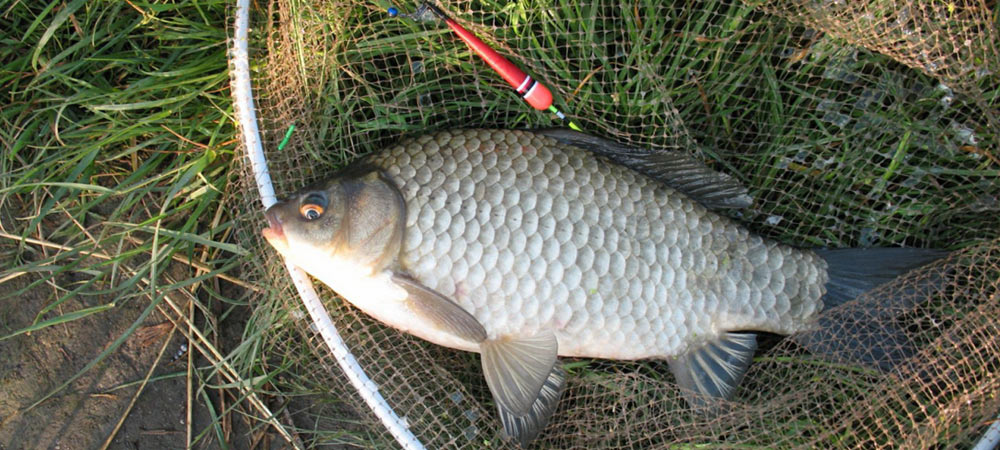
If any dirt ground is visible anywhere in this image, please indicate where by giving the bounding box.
[0,258,280,449]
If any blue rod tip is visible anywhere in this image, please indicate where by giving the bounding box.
[387,7,399,17]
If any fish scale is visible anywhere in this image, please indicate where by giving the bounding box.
[370,129,827,360]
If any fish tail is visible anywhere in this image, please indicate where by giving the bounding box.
[794,248,948,371]
[665,248,945,410]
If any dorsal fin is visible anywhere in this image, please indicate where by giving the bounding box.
[539,129,752,210]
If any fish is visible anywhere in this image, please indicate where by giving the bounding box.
[261,129,943,447]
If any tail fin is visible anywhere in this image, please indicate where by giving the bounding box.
[794,248,948,371]
[815,248,947,309]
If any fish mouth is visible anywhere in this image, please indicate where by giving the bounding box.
[261,208,287,250]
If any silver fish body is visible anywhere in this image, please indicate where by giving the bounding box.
[370,130,827,359]
[262,129,836,446]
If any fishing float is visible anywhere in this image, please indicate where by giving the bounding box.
[389,2,582,131]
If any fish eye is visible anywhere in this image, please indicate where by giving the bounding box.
[299,193,327,220]
[300,204,323,220]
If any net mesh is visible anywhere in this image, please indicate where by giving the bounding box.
[233,0,999,447]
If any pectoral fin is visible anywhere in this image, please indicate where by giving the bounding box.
[667,332,757,408]
[481,332,564,446]
[391,273,487,344]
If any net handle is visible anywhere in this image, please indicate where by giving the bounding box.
[229,1,425,449]
[974,413,1000,450]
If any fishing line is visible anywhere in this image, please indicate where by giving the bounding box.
[388,1,583,131]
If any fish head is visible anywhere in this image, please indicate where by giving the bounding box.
[262,167,405,278]
[262,178,347,270]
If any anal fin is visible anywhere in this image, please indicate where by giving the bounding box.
[667,332,757,409]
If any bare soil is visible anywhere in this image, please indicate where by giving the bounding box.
[0,256,276,449]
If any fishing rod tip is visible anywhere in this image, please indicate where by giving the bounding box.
[387,6,399,17]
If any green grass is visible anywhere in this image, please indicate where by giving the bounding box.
[1,0,256,447]
[2,0,998,448]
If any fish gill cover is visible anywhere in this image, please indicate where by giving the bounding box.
[232,0,999,447]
